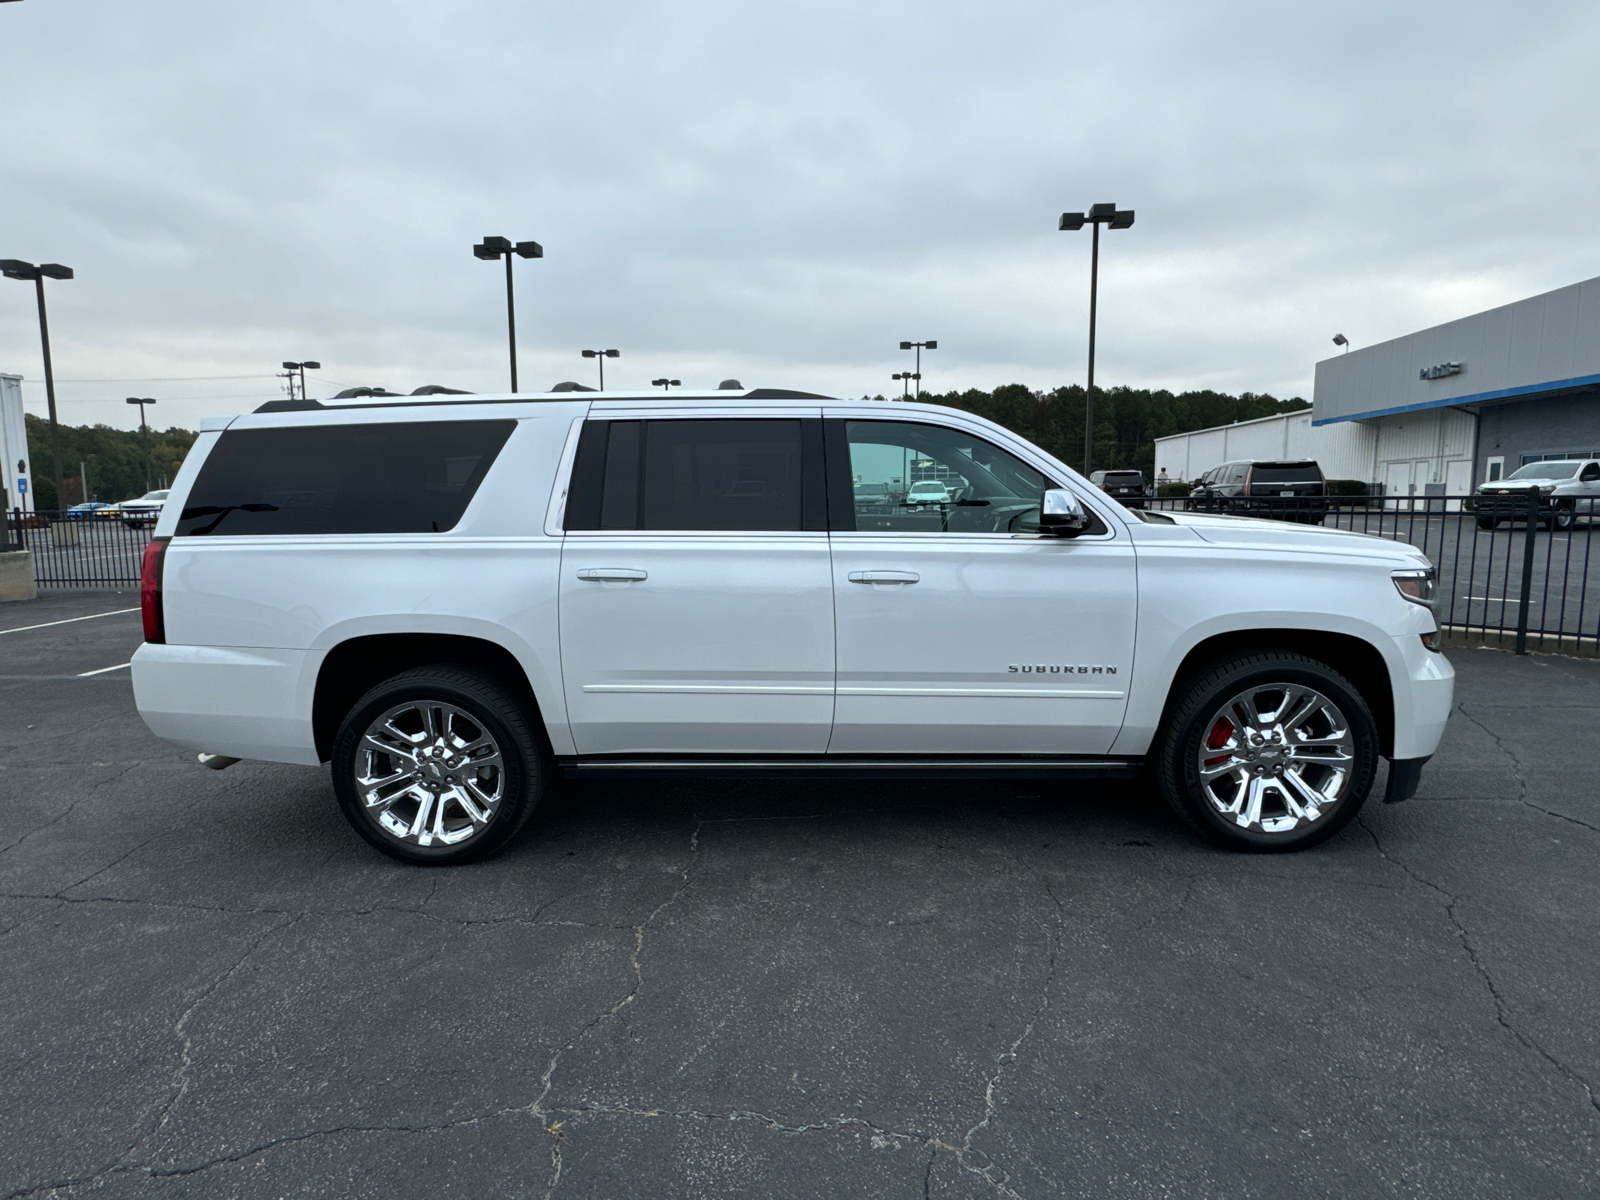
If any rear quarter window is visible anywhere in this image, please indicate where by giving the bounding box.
[175,420,516,536]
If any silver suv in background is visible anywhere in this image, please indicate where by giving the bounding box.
[1474,459,1600,530]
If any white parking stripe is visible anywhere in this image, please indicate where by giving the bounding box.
[0,607,141,635]
[76,662,132,677]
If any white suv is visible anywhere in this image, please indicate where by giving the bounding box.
[131,389,1453,864]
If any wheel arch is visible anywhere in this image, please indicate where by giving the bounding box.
[1154,629,1395,758]
[312,633,549,763]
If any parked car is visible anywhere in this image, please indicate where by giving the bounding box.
[1090,469,1147,509]
[118,489,170,527]
[1187,460,1327,522]
[6,510,50,530]
[66,502,116,521]
[904,480,951,507]
[1473,460,1600,530]
[131,389,1451,865]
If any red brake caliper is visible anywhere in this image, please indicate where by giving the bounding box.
[1203,716,1233,767]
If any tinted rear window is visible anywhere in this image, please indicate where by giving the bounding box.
[1101,473,1143,485]
[567,418,818,532]
[176,420,515,536]
[1249,464,1322,484]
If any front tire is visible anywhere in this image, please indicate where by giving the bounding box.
[1155,652,1378,852]
[1551,501,1575,531]
[331,666,546,865]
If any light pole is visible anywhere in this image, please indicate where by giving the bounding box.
[581,349,619,390]
[126,397,157,491]
[897,340,936,398]
[280,360,321,401]
[474,236,543,392]
[1,258,73,510]
[892,371,918,399]
[1332,334,1350,353]
[1058,202,1134,477]
[651,378,681,391]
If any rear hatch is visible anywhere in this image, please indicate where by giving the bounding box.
[1245,462,1324,497]
[1099,471,1144,496]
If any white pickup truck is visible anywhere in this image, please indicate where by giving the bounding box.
[131,389,1453,864]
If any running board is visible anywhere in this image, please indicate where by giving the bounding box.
[557,756,1144,781]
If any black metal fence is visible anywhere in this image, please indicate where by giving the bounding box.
[1145,488,1600,655]
[7,509,153,588]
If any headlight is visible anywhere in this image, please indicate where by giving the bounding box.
[1393,567,1436,608]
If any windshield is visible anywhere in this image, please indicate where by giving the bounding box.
[143,490,169,500]
[1507,461,1580,481]
[909,482,944,492]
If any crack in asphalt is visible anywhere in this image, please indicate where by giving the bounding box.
[531,814,706,1199]
[1357,813,1600,1119]
[1457,702,1600,835]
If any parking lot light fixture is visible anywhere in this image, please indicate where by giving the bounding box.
[1059,202,1134,477]
[1333,334,1350,352]
[474,236,543,393]
[1,258,72,510]
[581,349,619,390]
[280,360,321,401]
[652,378,681,391]
[898,340,937,398]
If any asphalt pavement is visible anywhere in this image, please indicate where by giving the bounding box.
[3,591,1598,1198]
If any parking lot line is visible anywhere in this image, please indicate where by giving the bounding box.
[0,607,140,635]
[76,662,132,677]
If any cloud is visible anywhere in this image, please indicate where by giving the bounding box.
[2,0,1597,428]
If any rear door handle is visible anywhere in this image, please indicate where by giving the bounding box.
[577,568,648,582]
[848,570,919,585]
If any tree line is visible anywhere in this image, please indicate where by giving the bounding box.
[873,384,1309,478]
[16,383,1307,509]
[23,414,198,509]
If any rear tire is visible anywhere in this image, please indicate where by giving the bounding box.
[331,666,545,865]
[1154,652,1378,852]
[1477,517,1498,530]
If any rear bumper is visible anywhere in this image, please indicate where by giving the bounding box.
[131,642,323,765]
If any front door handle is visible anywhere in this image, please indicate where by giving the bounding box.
[577,568,648,583]
[848,570,920,585]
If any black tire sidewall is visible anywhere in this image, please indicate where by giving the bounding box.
[331,669,541,865]
[1162,656,1379,852]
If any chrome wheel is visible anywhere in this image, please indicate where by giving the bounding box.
[354,700,505,848]
[1195,683,1355,835]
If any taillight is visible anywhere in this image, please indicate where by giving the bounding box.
[141,537,169,643]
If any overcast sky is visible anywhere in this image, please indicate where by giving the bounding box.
[2,0,1598,431]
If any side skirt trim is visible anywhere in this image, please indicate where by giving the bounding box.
[556,755,1144,781]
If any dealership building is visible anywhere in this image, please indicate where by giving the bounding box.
[1156,274,1600,497]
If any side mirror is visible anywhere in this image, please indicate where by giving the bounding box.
[1039,488,1090,535]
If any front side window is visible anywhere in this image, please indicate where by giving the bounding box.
[566,418,815,532]
[176,420,514,536]
[841,420,1055,534]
